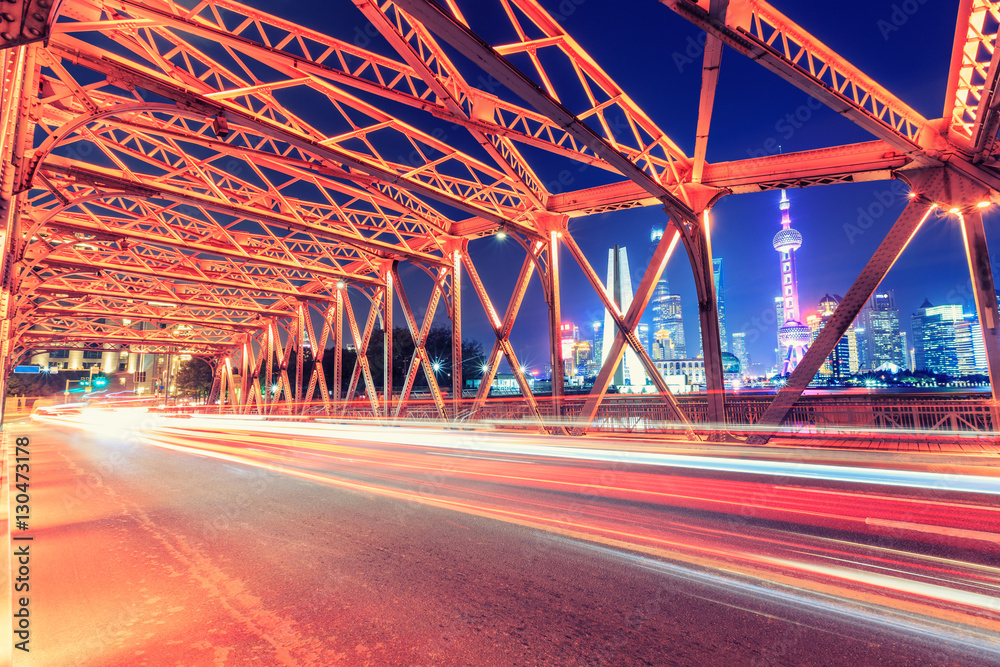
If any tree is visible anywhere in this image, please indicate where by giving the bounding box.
[5,371,86,397]
[173,358,215,397]
[332,326,486,395]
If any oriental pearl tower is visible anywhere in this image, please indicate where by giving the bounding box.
[773,190,811,375]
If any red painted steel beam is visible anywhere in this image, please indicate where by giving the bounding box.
[548,142,910,215]
[662,0,930,161]
[391,0,699,225]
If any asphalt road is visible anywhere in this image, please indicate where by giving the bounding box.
[5,418,999,666]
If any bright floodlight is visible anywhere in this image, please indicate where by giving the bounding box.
[432,361,441,372]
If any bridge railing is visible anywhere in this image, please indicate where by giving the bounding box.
[151,391,997,440]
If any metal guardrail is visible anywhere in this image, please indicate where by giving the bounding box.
[153,392,998,439]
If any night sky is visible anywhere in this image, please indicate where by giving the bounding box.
[286,0,983,373]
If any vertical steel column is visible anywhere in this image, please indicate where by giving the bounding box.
[0,46,37,429]
[208,355,223,406]
[384,265,394,418]
[302,303,330,414]
[334,290,343,408]
[344,288,382,417]
[246,334,265,414]
[295,303,305,405]
[216,361,227,414]
[224,357,237,411]
[451,249,463,417]
[265,320,274,411]
[547,231,564,420]
[960,210,1000,426]
[275,320,295,413]
[686,211,726,430]
[235,344,248,413]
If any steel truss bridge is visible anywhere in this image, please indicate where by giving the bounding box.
[1,0,999,442]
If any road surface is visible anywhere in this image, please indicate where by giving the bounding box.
[4,412,1000,666]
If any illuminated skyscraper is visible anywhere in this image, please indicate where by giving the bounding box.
[602,246,646,387]
[911,300,965,376]
[592,321,603,367]
[560,323,576,377]
[713,258,728,352]
[731,332,747,376]
[807,294,850,381]
[650,226,686,361]
[773,190,811,374]
[859,291,905,370]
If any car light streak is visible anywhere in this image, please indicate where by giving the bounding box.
[144,415,1000,496]
[865,518,1000,546]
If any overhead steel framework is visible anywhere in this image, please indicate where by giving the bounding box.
[1,0,999,441]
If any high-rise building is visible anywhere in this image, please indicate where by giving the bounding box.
[602,246,646,387]
[650,226,687,363]
[899,331,909,371]
[847,327,860,374]
[955,315,988,376]
[560,323,576,378]
[573,340,593,376]
[637,322,649,353]
[808,294,851,381]
[852,325,869,371]
[713,258,728,353]
[731,332,747,376]
[859,291,905,371]
[662,293,686,360]
[971,320,987,373]
[592,321,603,369]
[773,191,810,374]
[911,300,965,376]
[651,278,669,360]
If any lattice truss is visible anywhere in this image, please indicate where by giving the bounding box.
[1,0,999,430]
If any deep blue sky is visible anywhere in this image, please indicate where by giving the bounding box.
[273,0,988,372]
